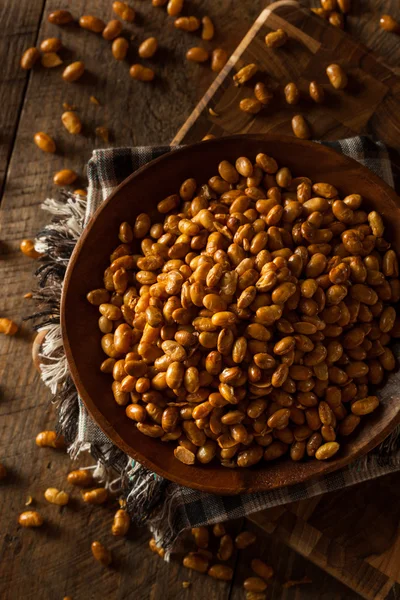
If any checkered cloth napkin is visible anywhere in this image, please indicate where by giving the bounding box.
[36,136,400,550]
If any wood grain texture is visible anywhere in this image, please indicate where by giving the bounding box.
[172,1,400,148]
[250,472,400,600]
[1,0,400,598]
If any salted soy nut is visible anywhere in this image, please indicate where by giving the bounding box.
[138,37,158,59]
[326,64,348,89]
[61,111,82,135]
[33,132,56,153]
[130,64,155,81]
[67,469,94,487]
[82,488,108,504]
[208,565,233,581]
[112,37,129,60]
[254,82,273,105]
[102,19,123,40]
[244,577,268,592]
[18,511,43,527]
[235,530,256,549]
[62,61,85,82]
[48,10,74,25]
[315,441,340,460]
[20,47,40,70]
[351,396,379,415]
[217,534,234,560]
[40,37,62,53]
[175,16,200,31]
[186,47,209,63]
[211,48,228,72]
[251,558,274,580]
[167,0,184,16]
[79,15,105,33]
[380,15,400,33]
[113,1,135,22]
[309,81,325,103]
[265,28,288,48]
[191,526,209,548]
[44,487,69,505]
[240,98,262,114]
[233,64,258,86]
[91,541,112,566]
[36,431,65,448]
[202,16,215,40]
[284,82,300,105]
[183,552,209,573]
[112,509,130,536]
[292,115,311,139]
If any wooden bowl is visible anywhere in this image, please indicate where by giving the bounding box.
[61,134,400,494]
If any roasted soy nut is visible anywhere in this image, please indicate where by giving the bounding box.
[191,526,209,548]
[61,111,82,134]
[20,239,41,259]
[309,81,325,103]
[34,132,56,153]
[48,10,74,25]
[251,558,274,580]
[18,511,43,527]
[91,541,112,566]
[112,38,129,60]
[113,1,135,22]
[175,16,200,31]
[284,82,300,105]
[36,431,65,448]
[62,61,85,82]
[235,530,257,549]
[265,28,288,48]
[82,488,108,504]
[53,169,78,186]
[138,37,158,59]
[208,565,233,581]
[211,48,228,72]
[217,534,234,560]
[292,115,311,139]
[315,441,340,460]
[102,20,123,40]
[20,47,41,70]
[186,47,209,63]
[380,15,400,33]
[351,396,379,415]
[67,469,94,487]
[254,82,273,105]
[79,15,105,33]
[233,64,258,86]
[44,487,69,505]
[244,577,268,592]
[239,98,262,114]
[129,64,155,81]
[183,552,209,573]
[202,16,215,40]
[112,509,130,535]
[326,64,348,89]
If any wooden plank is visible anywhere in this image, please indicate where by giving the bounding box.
[0,0,47,196]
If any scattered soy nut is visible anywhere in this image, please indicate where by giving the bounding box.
[20,48,40,70]
[309,81,325,103]
[326,64,348,89]
[112,509,130,536]
[202,16,214,40]
[0,318,18,335]
[235,530,257,549]
[175,16,200,31]
[62,61,85,82]
[91,541,112,566]
[67,469,94,487]
[315,441,340,460]
[44,487,69,505]
[112,37,129,61]
[113,1,135,22]
[211,48,228,73]
[239,98,262,114]
[217,534,234,560]
[208,565,233,581]
[79,15,105,33]
[233,63,258,86]
[40,38,62,53]
[380,15,400,33]
[129,64,155,81]
[36,431,65,448]
[244,577,268,593]
[254,82,273,105]
[138,37,158,59]
[251,558,274,580]
[284,82,300,105]
[41,52,63,68]
[20,239,41,258]
[18,511,43,528]
[167,0,184,17]
[183,552,209,573]
[292,115,311,140]
[48,10,74,25]
[102,20,123,41]
[33,132,56,153]
[82,488,108,504]
[186,47,209,63]
[213,523,226,537]
[149,538,165,558]
[62,111,82,134]
[265,28,288,48]
[191,526,209,548]
[53,169,78,186]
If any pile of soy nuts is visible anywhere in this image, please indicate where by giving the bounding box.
[87,150,400,468]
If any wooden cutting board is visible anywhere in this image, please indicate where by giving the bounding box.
[172,0,400,151]
[171,2,400,597]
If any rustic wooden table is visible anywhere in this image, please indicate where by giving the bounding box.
[1,1,400,599]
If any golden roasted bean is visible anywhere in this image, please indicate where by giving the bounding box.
[67,470,94,487]
[233,63,258,86]
[211,48,228,72]
[18,511,43,527]
[137,423,164,437]
[112,509,130,536]
[244,577,268,592]
[309,81,325,103]
[36,431,65,448]
[83,488,108,505]
[34,132,56,153]
[113,1,135,21]
[284,82,300,105]
[103,19,123,40]
[183,552,209,573]
[265,28,288,48]
[91,541,112,566]
[53,169,78,186]
[48,10,74,25]
[62,61,85,82]
[208,565,233,581]
[20,47,40,70]
[79,15,105,32]
[112,37,129,60]
[130,64,155,81]
[175,16,200,31]
[351,396,379,415]
[254,82,273,105]
[239,98,262,115]
[217,534,234,560]
[138,37,158,58]
[44,487,69,505]
[191,526,209,548]
[326,64,348,89]
[315,442,340,460]
[186,47,209,63]
[292,115,311,139]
